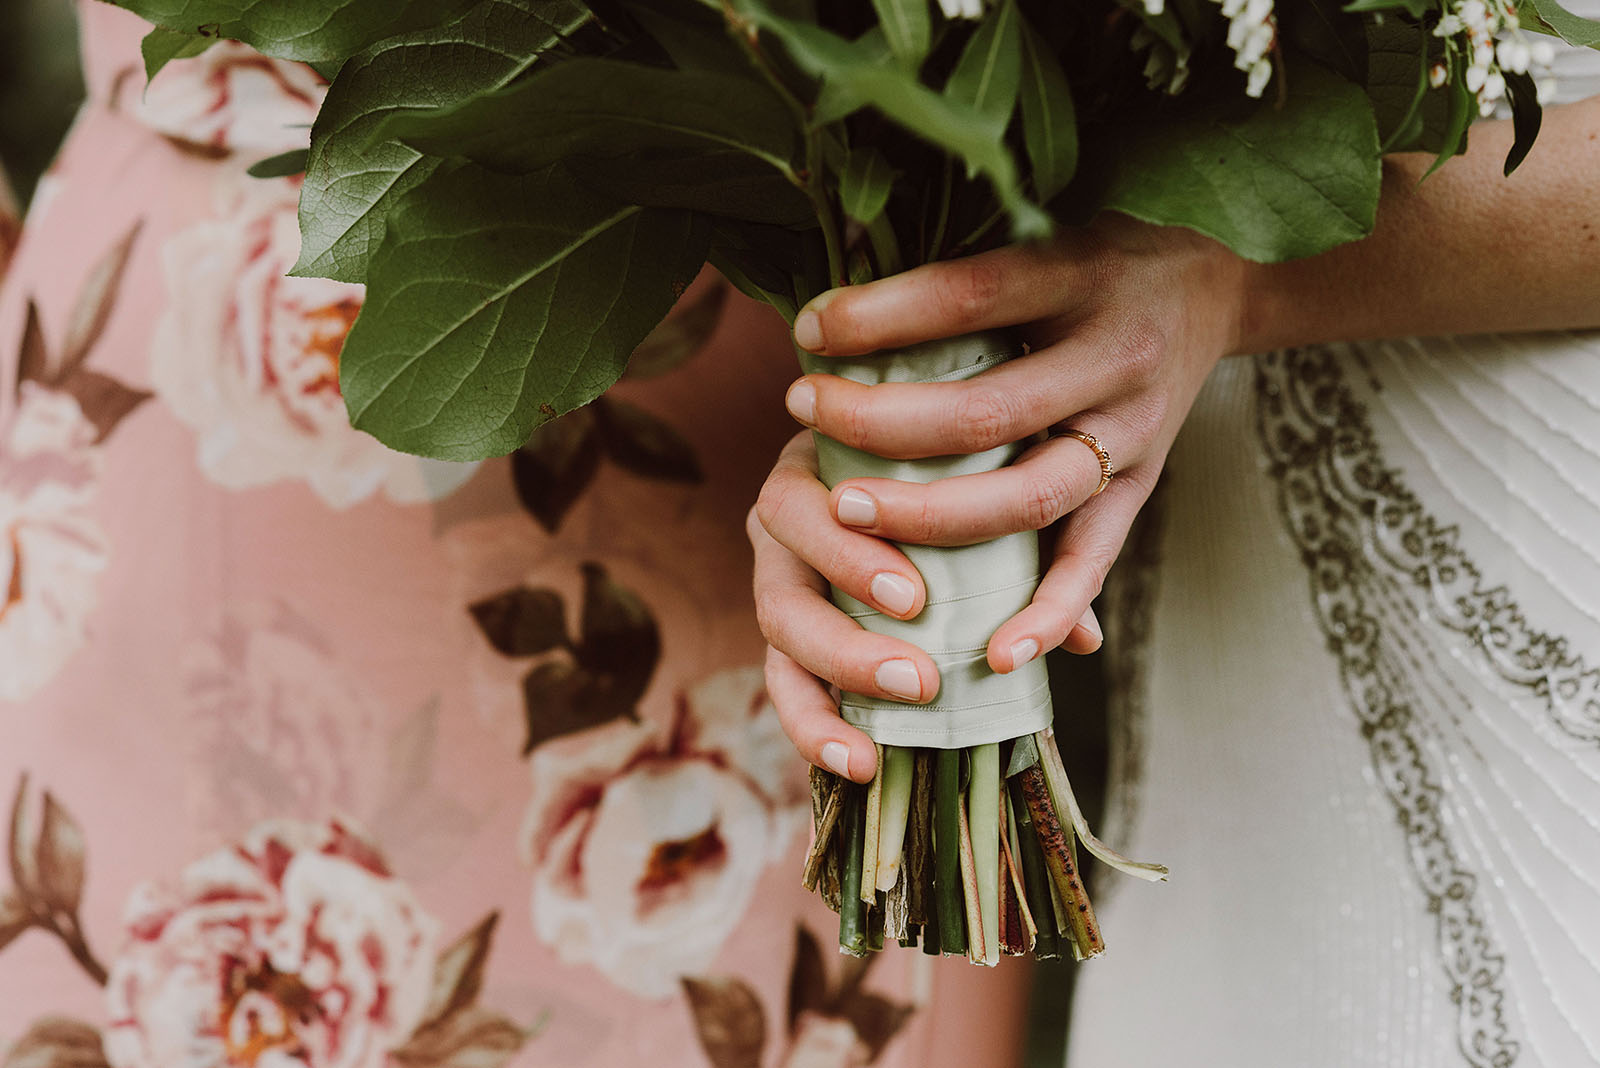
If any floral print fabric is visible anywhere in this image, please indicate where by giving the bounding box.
[0,6,1027,1068]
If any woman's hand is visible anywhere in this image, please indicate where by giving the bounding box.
[752,214,1253,781]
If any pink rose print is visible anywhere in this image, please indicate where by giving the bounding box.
[119,41,326,155]
[104,820,438,1068]
[149,173,475,508]
[0,382,108,701]
[521,666,808,998]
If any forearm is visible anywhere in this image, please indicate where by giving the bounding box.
[1238,94,1600,353]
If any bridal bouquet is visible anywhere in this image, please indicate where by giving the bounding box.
[111,0,1594,963]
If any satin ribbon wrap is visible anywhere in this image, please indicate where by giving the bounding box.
[799,330,1053,749]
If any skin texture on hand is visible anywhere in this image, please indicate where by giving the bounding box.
[753,96,1600,783]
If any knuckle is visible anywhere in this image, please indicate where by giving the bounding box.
[823,643,858,689]
[952,388,1021,451]
[1118,318,1167,386]
[753,588,784,637]
[830,395,876,451]
[1018,472,1073,530]
[931,259,1003,328]
[753,475,790,532]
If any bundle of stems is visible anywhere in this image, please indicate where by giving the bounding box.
[803,727,1166,962]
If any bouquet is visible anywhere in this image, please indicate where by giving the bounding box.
[110,0,1595,963]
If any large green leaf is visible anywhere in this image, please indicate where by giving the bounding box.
[1100,63,1380,262]
[139,26,213,79]
[840,146,895,224]
[1017,16,1076,202]
[292,0,590,282]
[870,0,931,70]
[108,0,477,62]
[944,0,1022,130]
[734,1,1050,239]
[1517,0,1600,46]
[340,164,708,459]
[374,58,801,178]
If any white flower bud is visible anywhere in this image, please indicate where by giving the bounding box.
[1465,63,1488,92]
[1459,0,1489,29]
[1530,39,1556,66]
[1430,61,1449,88]
[1435,13,1464,36]
[1483,68,1507,100]
[1247,57,1272,97]
[1238,21,1275,66]
[1222,0,1247,17]
[1497,38,1530,73]
[1145,0,1166,12]
[1478,96,1498,117]
[1537,77,1558,103]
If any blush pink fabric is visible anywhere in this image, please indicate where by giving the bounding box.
[0,6,1029,1068]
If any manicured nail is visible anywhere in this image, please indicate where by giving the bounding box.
[1009,638,1040,669]
[785,380,817,425]
[875,658,922,701]
[793,308,824,352]
[869,572,915,616]
[821,741,852,778]
[837,488,877,527]
[1078,607,1104,645]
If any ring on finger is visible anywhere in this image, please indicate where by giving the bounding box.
[1060,428,1115,496]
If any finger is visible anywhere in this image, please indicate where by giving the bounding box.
[829,425,1126,546]
[1059,605,1104,656]
[792,243,1096,356]
[785,320,1153,459]
[765,646,878,783]
[748,506,942,704]
[756,433,926,618]
[984,472,1156,672]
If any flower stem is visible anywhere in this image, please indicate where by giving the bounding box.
[956,787,985,965]
[1016,761,1104,960]
[933,749,967,955]
[860,742,883,907]
[838,783,869,956]
[1009,777,1062,960]
[874,745,914,892]
[968,743,1001,967]
[803,774,844,891]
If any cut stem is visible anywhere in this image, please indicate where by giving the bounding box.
[1009,777,1062,961]
[1036,728,1168,883]
[934,749,967,955]
[874,745,915,892]
[968,742,1001,967]
[956,788,985,965]
[803,774,844,891]
[838,783,869,956]
[860,742,883,906]
[1016,762,1104,960]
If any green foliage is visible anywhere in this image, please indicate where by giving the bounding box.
[140,26,214,79]
[870,0,931,70]
[1100,62,1382,262]
[943,0,1023,130]
[340,163,707,459]
[293,0,593,283]
[840,146,896,224]
[1017,18,1077,202]
[112,0,478,62]
[1518,0,1600,46]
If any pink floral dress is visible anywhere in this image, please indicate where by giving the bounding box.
[0,6,1029,1068]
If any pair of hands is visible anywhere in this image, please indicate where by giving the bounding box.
[748,214,1254,782]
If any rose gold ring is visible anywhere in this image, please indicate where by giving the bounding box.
[1062,429,1114,496]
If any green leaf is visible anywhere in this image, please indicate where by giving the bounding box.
[943,0,1022,130]
[375,58,800,182]
[571,150,814,227]
[840,146,895,224]
[1343,0,1427,15]
[1099,62,1381,262]
[1517,0,1600,46]
[246,149,309,178]
[292,0,591,283]
[339,163,708,460]
[625,281,728,380]
[1502,70,1543,176]
[595,399,704,483]
[1422,57,1474,177]
[107,0,478,63]
[870,0,931,70]
[1017,16,1076,202]
[737,1,1049,239]
[139,26,214,80]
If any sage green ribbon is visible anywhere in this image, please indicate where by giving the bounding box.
[799,331,1053,748]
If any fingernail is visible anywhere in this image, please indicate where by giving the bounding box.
[837,488,877,527]
[1009,637,1040,669]
[794,309,825,352]
[821,741,852,778]
[1078,607,1104,645]
[875,658,922,701]
[785,380,817,425]
[870,572,915,616]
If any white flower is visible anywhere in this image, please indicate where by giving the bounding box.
[935,0,985,19]
[1497,38,1531,73]
[1209,0,1277,96]
[121,41,326,155]
[1246,57,1273,98]
[1537,77,1558,103]
[520,666,806,998]
[104,821,437,1068]
[0,384,107,702]
[1530,39,1556,66]
[149,171,476,508]
[1466,62,1488,92]
[1482,69,1507,101]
